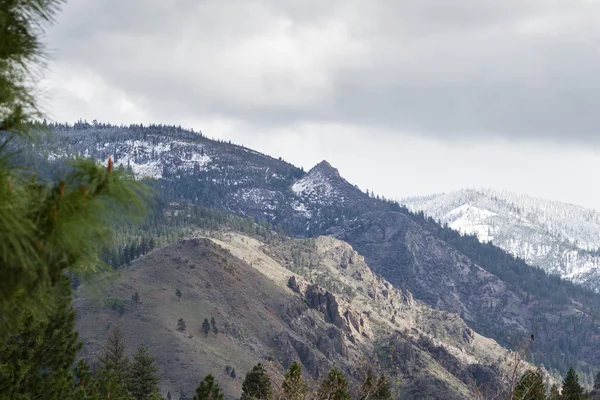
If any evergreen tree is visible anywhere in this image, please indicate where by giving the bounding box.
[595,371,600,390]
[282,361,308,400]
[210,317,218,337]
[176,289,182,302]
[0,278,85,399]
[358,369,376,399]
[193,374,224,400]
[316,367,351,400]
[98,325,130,377]
[202,318,211,338]
[177,318,186,332]
[358,369,392,400]
[129,345,161,400]
[97,367,134,400]
[562,367,586,400]
[547,384,561,400]
[0,0,148,339]
[132,292,140,308]
[513,369,546,400]
[240,363,272,400]
[73,359,101,400]
[96,325,132,399]
[374,374,392,400]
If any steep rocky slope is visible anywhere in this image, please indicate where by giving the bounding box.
[75,232,525,399]
[402,189,600,290]
[327,210,600,381]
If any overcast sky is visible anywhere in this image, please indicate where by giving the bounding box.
[41,0,600,209]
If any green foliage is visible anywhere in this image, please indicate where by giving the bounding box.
[513,369,546,400]
[358,369,392,400]
[547,384,561,400]
[96,325,132,399]
[316,367,351,400]
[1,12,150,330]
[0,154,149,334]
[373,374,392,400]
[96,367,133,400]
[73,360,101,400]
[193,374,224,400]
[128,345,160,400]
[104,298,126,314]
[97,325,130,379]
[0,277,83,399]
[240,363,272,400]
[562,368,586,400]
[282,361,308,400]
[0,0,64,131]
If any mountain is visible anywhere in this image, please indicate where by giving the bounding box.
[24,122,600,387]
[75,230,521,399]
[401,189,600,290]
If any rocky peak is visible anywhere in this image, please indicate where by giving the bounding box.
[309,160,341,178]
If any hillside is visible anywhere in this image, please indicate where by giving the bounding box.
[401,189,600,290]
[28,122,600,384]
[75,231,527,399]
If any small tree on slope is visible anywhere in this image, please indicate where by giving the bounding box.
[562,368,586,400]
[193,374,224,400]
[316,367,351,400]
[240,363,272,400]
[129,345,161,400]
[282,361,308,400]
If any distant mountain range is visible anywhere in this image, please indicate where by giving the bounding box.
[19,121,600,390]
[402,189,600,291]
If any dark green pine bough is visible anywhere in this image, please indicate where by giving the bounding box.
[0,0,148,335]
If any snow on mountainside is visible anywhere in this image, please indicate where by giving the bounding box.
[401,189,600,290]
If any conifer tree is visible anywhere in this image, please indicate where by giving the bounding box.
[282,361,308,400]
[358,369,376,399]
[513,369,546,400]
[193,374,224,400]
[132,292,140,308]
[547,384,561,400]
[129,345,161,400]
[73,359,101,400]
[374,374,392,400]
[202,318,211,338]
[595,371,600,390]
[240,363,272,400]
[0,277,92,399]
[316,367,351,400]
[176,289,182,302]
[96,325,132,399]
[211,316,218,337]
[98,325,130,377]
[96,367,134,400]
[177,318,186,332]
[0,0,148,335]
[562,367,586,400]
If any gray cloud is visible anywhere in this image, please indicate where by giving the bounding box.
[46,0,600,144]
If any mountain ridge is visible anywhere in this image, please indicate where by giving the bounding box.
[401,188,600,290]
[24,121,600,385]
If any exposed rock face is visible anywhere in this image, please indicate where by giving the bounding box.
[302,284,347,331]
[288,275,302,294]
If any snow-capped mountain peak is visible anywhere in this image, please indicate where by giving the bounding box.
[291,160,339,201]
[402,188,600,291]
